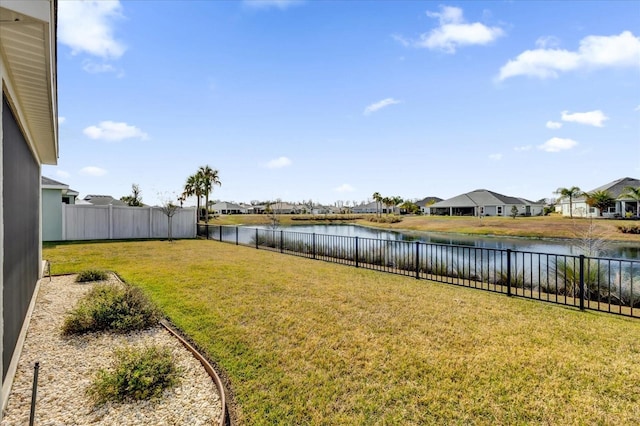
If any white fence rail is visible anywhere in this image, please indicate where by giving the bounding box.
[61,205,196,240]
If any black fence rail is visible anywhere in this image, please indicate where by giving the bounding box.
[197,224,639,318]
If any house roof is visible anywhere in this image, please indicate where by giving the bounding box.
[83,195,127,206]
[42,176,67,188]
[415,197,443,207]
[431,189,539,209]
[42,176,79,196]
[582,177,640,200]
[211,201,245,210]
[1,1,58,164]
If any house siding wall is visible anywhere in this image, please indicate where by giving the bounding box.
[2,96,40,380]
[42,188,63,241]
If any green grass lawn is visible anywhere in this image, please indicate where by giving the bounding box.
[44,240,640,425]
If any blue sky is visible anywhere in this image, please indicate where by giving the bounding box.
[46,0,640,207]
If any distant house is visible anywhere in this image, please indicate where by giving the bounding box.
[415,196,443,214]
[42,177,79,241]
[426,189,543,217]
[558,177,640,218]
[210,201,247,215]
[83,194,127,206]
[352,201,378,214]
[1,0,58,409]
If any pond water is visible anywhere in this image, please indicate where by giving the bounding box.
[251,224,639,260]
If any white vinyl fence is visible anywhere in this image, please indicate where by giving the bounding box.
[61,204,196,240]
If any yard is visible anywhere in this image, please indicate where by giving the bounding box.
[43,240,640,425]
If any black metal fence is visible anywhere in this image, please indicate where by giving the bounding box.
[198,224,639,318]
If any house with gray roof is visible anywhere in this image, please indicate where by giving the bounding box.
[42,177,79,241]
[210,201,247,215]
[83,195,127,207]
[426,189,543,217]
[558,177,640,218]
[415,196,443,214]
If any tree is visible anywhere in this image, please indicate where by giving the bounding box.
[198,165,221,223]
[391,196,403,214]
[554,186,582,218]
[160,201,180,242]
[622,186,640,217]
[510,205,519,219]
[183,174,204,221]
[372,192,382,217]
[120,183,143,206]
[585,190,615,217]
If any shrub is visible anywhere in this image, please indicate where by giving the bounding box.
[87,345,180,404]
[618,225,640,234]
[62,284,161,335]
[368,216,402,224]
[76,269,109,283]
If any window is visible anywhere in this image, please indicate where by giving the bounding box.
[589,207,595,213]
[497,206,503,215]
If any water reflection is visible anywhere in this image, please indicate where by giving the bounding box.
[256,224,639,260]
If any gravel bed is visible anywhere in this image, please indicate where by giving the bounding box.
[1,274,222,425]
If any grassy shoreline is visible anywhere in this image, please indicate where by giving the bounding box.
[207,214,640,242]
[43,240,640,425]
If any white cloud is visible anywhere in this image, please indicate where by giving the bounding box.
[634,105,640,112]
[58,116,66,124]
[82,61,117,74]
[561,110,608,127]
[417,6,504,53]
[83,121,149,141]
[79,166,107,177]
[488,153,503,161]
[514,145,532,152]
[266,156,292,169]
[335,184,355,193]
[546,121,563,129]
[58,0,126,59]
[538,137,578,152]
[243,0,303,9]
[363,98,401,115]
[498,31,640,80]
[535,36,560,49]
[56,170,71,179]
[391,34,411,47]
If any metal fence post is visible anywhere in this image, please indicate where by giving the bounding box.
[415,242,420,279]
[29,362,40,426]
[312,233,316,259]
[506,249,512,297]
[355,237,359,268]
[255,228,259,249]
[236,226,239,245]
[579,255,585,311]
[205,224,209,240]
[280,230,284,253]
[219,225,223,242]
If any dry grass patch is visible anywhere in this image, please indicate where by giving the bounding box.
[44,240,640,424]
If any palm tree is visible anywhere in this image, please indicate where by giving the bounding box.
[183,174,204,221]
[554,186,582,218]
[372,192,382,217]
[585,190,615,217]
[198,165,221,223]
[391,196,403,214]
[382,196,393,215]
[622,186,640,217]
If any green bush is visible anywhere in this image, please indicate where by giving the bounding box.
[87,345,180,404]
[76,269,109,283]
[62,284,161,335]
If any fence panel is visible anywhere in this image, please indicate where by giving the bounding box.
[206,225,639,318]
[63,205,196,240]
